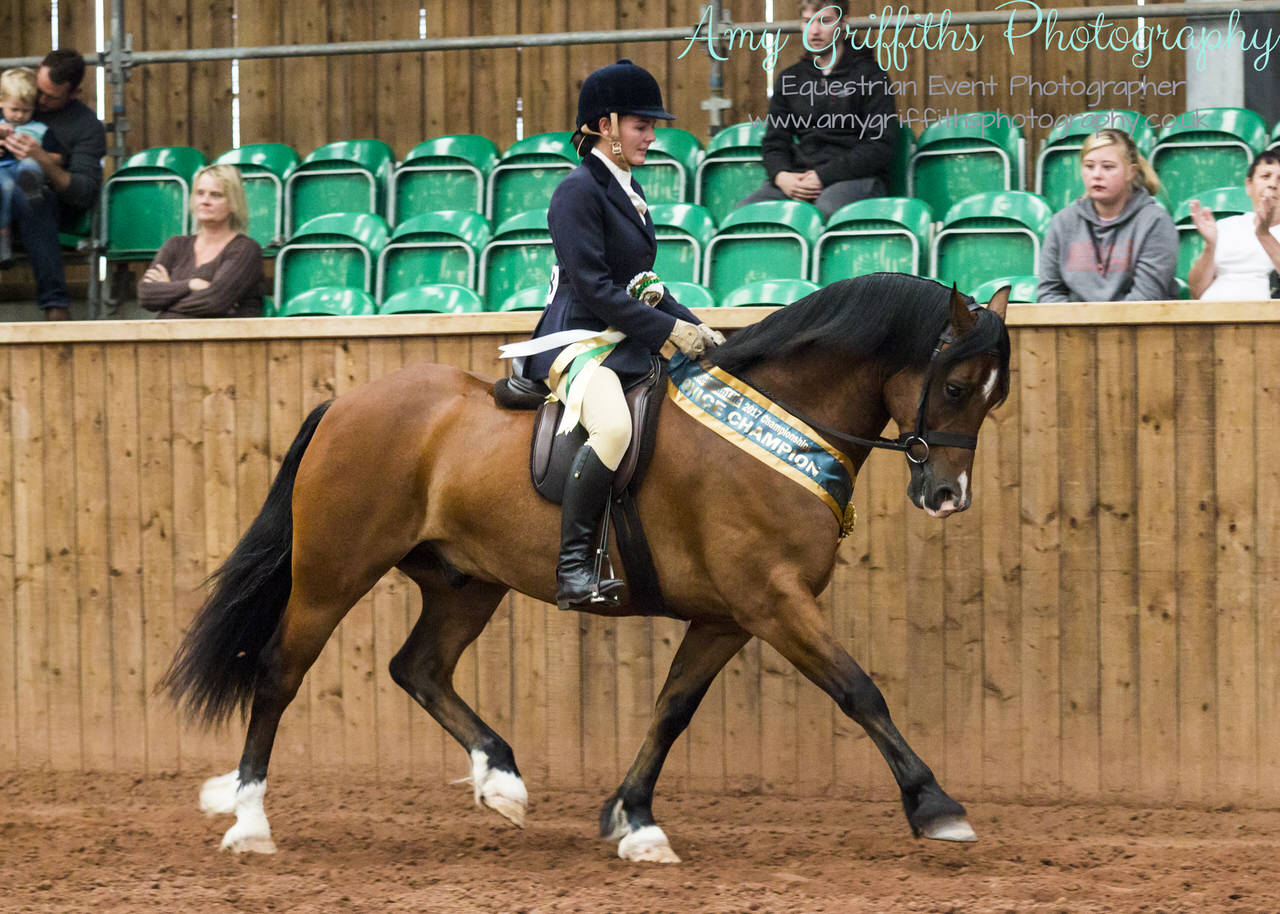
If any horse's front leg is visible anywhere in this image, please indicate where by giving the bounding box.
[743,588,976,842]
[602,619,751,863]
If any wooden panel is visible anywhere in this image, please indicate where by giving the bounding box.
[1095,328,1139,799]
[1213,325,1257,800]
[1017,329,1060,800]
[373,0,425,156]
[189,0,235,155]
[3,315,1280,807]
[1174,327,1217,803]
[73,346,114,769]
[1057,327,1099,799]
[235,0,284,146]
[104,344,148,770]
[1134,326,1178,802]
[519,0,570,139]
[0,348,14,766]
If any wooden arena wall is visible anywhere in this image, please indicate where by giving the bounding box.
[8,1,1186,164]
[2,303,1278,809]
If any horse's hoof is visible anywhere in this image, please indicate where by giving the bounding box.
[221,829,278,855]
[469,749,528,829]
[482,793,527,829]
[920,816,978,842]
[199,771,239,817]
[618,825,681,864]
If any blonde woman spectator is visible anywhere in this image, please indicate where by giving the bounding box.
[139,163,264,318]
[1188,151,1280,300]
[1037,128,1178,302]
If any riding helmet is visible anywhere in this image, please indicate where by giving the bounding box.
[576,59,675,130]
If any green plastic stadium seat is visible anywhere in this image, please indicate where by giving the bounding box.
[908,114,1024,220]
[1175,277,1191,300]
[379,283,484,315]
[103,146,206,258]
[375,210,491,303]
[277,286,377,317]
[632,128,703,203]
[719,278,819,308]
[1151,108,1268,207]
[391,134,500,225]
[814,197,933,284]
[479,208,555,309]
[888,125,917,197]
[214,143,300,249]
[930,191,1053,294]
[650,202,716,284]
[274,212,389,304]
[487,133,576,225]
[497,286,550,312]
[694,121,767,225]
[1035,111,1156,212]
[970,274,1039,303]
[703,200,823,296]
[665,280,717,309]
[1270,119,1280,151]
[1172,185,1254,280]
[284,139,395,234]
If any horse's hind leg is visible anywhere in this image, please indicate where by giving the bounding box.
[204,556,401,853]
[389,568,527,827]
[603,620,751,863]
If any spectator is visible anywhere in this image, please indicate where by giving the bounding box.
[1187,150,1280,300]
[735,0,898,219]
[0,49,106,320]
[0,67,64,265]
[1037,128,1177,302]
[138,164,263,318]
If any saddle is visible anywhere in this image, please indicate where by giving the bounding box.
[492,358,670,616]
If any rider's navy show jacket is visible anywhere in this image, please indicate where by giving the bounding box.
[525,152,699,383]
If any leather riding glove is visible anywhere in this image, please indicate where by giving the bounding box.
[697,324,727,351]
[667,319,708,359]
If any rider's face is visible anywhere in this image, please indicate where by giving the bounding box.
[600,115,656,169]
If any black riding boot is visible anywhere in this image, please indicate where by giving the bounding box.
[557,444,626,610]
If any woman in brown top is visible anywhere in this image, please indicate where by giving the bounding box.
[138,163,264,318]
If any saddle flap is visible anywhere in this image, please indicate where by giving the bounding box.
[529,357,667,504]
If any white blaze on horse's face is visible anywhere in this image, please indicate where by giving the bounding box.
[883,325,1006,519]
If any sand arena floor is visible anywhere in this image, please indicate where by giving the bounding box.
[4,771,1279,913]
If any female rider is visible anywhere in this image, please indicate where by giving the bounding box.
[516,59,722,611]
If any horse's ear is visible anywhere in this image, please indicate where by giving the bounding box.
[985,285,1010,321]
[950,284,978,334]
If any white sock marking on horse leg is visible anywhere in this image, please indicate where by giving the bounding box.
[219,779,277,854]
[199,770,240,817]
[469,749,528,828]
[618,825,681,863]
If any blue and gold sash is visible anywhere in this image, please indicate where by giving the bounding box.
[666,354,857,536]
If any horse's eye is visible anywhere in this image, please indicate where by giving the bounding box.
[944,382,966,400]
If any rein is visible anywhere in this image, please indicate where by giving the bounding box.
[735,326,978,467]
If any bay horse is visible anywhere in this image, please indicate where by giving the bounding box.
[162,273,1011,862]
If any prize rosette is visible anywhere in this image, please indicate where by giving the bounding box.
[627,271,665,307]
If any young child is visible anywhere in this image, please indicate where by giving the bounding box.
[0,67,63,264]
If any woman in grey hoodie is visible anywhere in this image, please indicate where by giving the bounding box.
[1037,128,1178,302]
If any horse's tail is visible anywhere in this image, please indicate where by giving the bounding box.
[159,400,333,728]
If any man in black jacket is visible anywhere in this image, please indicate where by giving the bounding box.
[736,2,899,218]
[1,50,106,320]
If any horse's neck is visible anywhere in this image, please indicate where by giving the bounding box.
[743,356,889,469]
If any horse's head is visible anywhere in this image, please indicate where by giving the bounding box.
[883,286,1011,518]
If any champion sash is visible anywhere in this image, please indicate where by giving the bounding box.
[666,354,857,536]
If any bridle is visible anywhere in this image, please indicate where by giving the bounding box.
[745,321,983,466]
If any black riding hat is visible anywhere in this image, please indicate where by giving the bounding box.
[576,58,675,130]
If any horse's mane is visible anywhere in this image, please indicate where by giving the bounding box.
[710,273,1010,400]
